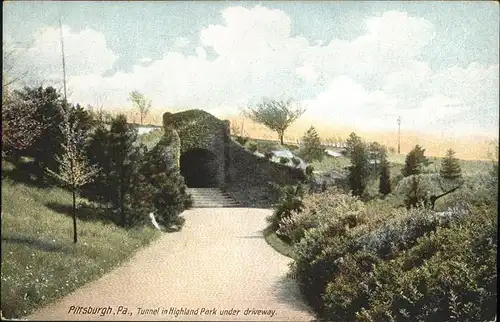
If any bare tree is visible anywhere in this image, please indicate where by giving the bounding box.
[129,90,152,125]
[2,40,33,90]
[245,98,305,145]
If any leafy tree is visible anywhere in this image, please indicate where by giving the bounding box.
[245,98,305,145]
[402,144,430,177]
[346,133,370,196]
[402,174,430,209]
[46,103,99,243]
[302,126,324,162]
[129,90,152,125]
[15,86,65,173]
[379,151,391,196]
[1,90,47,156]
[439,149,462,180]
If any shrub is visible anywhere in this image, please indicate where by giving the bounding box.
[267,184,305,233]
[246,140,258,153]
[402,145,431,177]
[354,205,497,322]
[133,136,192,229]
[234,136,249,146]
[291,157,301,167]
[276,187,365,243]
[301,126,324,162]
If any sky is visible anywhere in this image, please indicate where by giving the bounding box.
[3,1,499,139]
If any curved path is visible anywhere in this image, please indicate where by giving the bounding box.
[29,208,315,321]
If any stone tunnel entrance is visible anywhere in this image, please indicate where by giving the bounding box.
[180,148,220,188]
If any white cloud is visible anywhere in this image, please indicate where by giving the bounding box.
[27,26,117,80]
[173,37,190,48]
[296,63,318,83]
[139,57,152,63]
[11,6,498,137]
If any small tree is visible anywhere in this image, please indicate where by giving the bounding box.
[46,104,99,243]
[107,114,141,226]
[245,98,305,145]
[367,141,387,176]
[402,144,430,177]
[398,174,431,209]
[439,149,462,180]
[379,151,391,196]
[129,90,152,125]
[346,133,370,196]
[302,126,323,162]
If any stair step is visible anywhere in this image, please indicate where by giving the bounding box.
[186,188,241,208]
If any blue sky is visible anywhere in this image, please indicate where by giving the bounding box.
[3,1,499,137]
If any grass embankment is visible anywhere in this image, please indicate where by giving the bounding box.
[1,160,160,319]
[263,226,296,259]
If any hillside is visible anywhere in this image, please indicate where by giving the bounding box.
[1,160,160,319]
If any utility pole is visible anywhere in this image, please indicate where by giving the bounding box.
[60,16,77,244]
[397,116,401,154]
[59,17,67,104]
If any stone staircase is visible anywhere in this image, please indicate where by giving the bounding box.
[186,188,242,208]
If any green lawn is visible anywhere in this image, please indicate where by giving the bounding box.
[1,160,160,319]
[263,225,296,259]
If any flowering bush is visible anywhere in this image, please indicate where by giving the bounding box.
[288,185,496,321]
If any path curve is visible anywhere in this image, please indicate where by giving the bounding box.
[29,208,315,321]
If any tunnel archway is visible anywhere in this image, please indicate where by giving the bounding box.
[180,148,220,188]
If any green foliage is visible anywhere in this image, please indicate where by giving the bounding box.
[440,149,462,180]
[163,109,225,154]
[396,174,434,209]
[279,157,289,164]
[245,98,305,145]
[346,133,370,196]
[268,184,305,232]
[2,90,47,155]
[301,126,324,162]
[82,114,143,226]
[13,86,65,174]
[402,145,431,177]
[291,157,301,167]
[354,206,497,322]
[246,140,259,153]
[234,135,249,146]
[288,184,497,321]
[1,167,160,319]
[277,186,365,243]
[135,137,192,228]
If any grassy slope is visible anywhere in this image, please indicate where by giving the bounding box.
[1,161,160,319]
[263,226,296,260]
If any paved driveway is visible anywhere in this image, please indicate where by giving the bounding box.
[29,208,315,321]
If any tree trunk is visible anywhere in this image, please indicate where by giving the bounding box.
[279,132,284,145]
[72,187,77,243]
